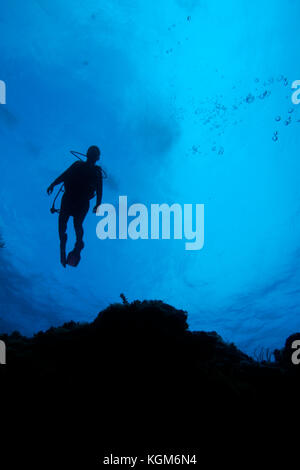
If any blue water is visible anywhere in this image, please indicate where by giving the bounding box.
[1,0,300,355]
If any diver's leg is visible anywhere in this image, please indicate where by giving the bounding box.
[73,216,84,251]
[58,210,70,268]
[66,203,89,267]
[73,203,89,252]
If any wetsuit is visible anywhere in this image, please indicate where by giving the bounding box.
[52,161,103,251]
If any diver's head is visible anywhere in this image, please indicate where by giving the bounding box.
[86,145,101,163]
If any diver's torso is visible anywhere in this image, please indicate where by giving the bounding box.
[64,161,100,202]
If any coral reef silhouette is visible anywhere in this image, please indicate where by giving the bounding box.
[1,299,299,465]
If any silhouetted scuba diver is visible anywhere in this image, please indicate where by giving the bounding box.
[47,146,103,268]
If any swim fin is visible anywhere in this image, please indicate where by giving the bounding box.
[66,249,81,267]
[66,241,84,268]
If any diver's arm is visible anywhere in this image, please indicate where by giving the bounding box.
[47,163,77,195]
[47,173,65,195]
[96,176,103,206]
[93,171,103,213]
